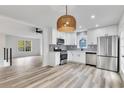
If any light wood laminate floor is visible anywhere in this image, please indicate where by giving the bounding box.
[0,56,123,88]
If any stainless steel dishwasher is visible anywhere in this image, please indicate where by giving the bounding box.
[86,52,97,66]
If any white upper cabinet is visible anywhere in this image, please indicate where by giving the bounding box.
[58,32,65,39]
[87,25,118,44]
[70,32,77,45]
[49,29,77,45]
[65,32,77,45]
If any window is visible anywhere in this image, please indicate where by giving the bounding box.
[18,40,25,51]
[79,38,87,48]
[18,40,32,52]
[25,41,32,51]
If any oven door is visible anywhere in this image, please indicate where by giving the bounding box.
[60,54,67,65]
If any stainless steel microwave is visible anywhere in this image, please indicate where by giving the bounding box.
[57,38,64,45]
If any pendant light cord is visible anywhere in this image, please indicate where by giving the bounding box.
[66,5,67,15]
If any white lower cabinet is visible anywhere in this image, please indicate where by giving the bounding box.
[67,51,86,64]
[49,51,86,66]
[49,52,60,66]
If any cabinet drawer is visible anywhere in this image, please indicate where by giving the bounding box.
[97,56,118,72]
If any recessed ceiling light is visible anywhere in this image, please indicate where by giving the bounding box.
[91,15,95,19]
[96,24,99,27]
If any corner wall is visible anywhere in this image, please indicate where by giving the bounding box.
[0,33,5,60]
[118,12,124,82]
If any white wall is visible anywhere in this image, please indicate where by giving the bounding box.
[0,33,5,60]
[0,15,42,39]
[118,12,124,82]
[50,29,77,45]
[5,35,41,58]
[40,36,43,56]
[87,25,118,44]
[0,15,43,58]
[42,27,52,66]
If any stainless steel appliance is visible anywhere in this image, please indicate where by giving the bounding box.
[97,35,119,72]
[54,46,61,51]
[60,51,67,65]
[57,38,64,45]
[86,52,97,66]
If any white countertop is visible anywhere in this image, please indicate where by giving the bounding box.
[49,51,60,53]
[49,51,60,54]
[49,50,97,53]
[68,50,97,53]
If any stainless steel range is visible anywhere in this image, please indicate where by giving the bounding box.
[60,51,67,65]
[52,44,67,65]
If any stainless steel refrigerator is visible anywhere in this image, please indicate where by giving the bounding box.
[97,35,119,72]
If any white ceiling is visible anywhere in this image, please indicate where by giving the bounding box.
[0,5,124,31]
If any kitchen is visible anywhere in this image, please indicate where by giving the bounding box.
[0,5,123,88]
[39,6,124,87]
[47,25,119,72]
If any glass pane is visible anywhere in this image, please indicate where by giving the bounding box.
[25,41,31,52]
[18,40,32,52]
[79,38,87,48]
[18,40,24,51]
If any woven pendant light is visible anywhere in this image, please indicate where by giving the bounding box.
[57,5,76,32]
